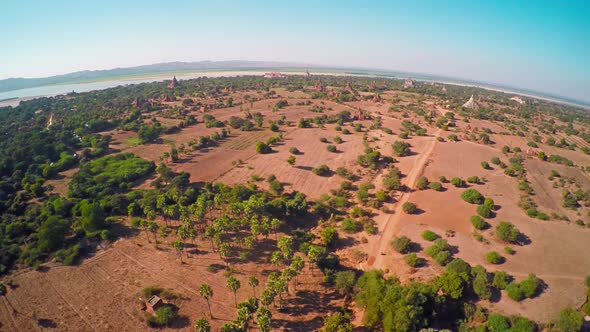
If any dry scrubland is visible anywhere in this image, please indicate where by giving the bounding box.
[2,76,590,331]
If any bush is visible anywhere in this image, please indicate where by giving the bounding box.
[519,274,540,298]
[496,222,521,243]
[487,314,510,332]
[326,145,337,153]
[492,271,510,289]
[341,218,362,234]
[392,141,411,157]
[468,216,487,230]
[467,176,480,184]
[477,205,492,218]
[428,182,442,191]
[321,227,339,247]
[289,147,300,154]
[421,230,439,241]
[312,165,331,176]
[391,236,411,254]
[433,251,451,266]
[402,202,417,214]
[557,308,583,332]
[450,177,466,188]
[255,141,272,154]
[333,136,343,144]
[483,197,495,210]
[404,253,423,267]
[147,306,178,327]
[481,161,490,169]
[416,177,429,190]
[320,137,328,143]
[461,189,484,204]
[506,282,524,301]
[485,251,503,264]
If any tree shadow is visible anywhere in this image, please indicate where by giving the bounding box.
[295,165,313,171]
[37,319,57,329]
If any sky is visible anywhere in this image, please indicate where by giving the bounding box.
[0,0,589,102]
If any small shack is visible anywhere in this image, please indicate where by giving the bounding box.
[146,295,163,314]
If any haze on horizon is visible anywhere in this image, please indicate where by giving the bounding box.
[1,0,588,102]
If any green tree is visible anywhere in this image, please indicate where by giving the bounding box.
[248,276,259,298]
[227,276,241,308]
[256,306,272,332]
[199,284,213,318]
[557,307,583,332]
[321,312,353,332]
[321,227,339,247]
[496,222,521,243]
[194,317,211,332]
[334,271,356,299]
[391,236,412,254]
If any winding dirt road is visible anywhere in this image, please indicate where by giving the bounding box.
[363,129,442,270]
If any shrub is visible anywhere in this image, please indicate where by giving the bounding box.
[429,182,442,191]
[341,218,362,234]
[392,141,411,157]
[487,314,510,332]
[506,282,524,301]
[504,246,515,255]
[326,145,337,153]
[450,177,466,188]
[416,176,429,190]
[483,197,495,210]
[333,136,343,144]
[342,128,351,135]
[491,157,501,165]
[461,189,484,204]
[492,271,510,289]
[391,236,412,254]
[433,251,451,266]
[557,308,583,332]
[404,253,423,267]
[421,230,439,241]
[485,251,503,264]
[321,227,339,247]
[477,205,492,218]
[255,141,272,154]
[320,137,328,143]
[402,202,417,214]
[312,165,331,176]
[481,161,490,169]
[147,306,178,327]
[289,147,300,154]
[519,274,540,298]
[467,176,480,184]
[470,215,489,230]
[496,222,521,243]
[399,132,409,139]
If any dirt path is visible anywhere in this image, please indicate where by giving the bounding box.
[363,129,442,270]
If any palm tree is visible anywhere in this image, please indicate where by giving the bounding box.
[171,240,184,263]
[248,276,259,298]
[226,276,241,308]
[256,306,272,332]
[194,317,210,332]
[199,284,213,318]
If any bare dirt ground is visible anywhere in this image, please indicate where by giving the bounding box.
[6,87,590,330]
[0,227,338,332]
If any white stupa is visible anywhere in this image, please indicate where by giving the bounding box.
[462,95,479,109]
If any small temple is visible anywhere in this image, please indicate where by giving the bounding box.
[168,76,179,89]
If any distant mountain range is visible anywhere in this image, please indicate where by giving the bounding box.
[0,61,313,93]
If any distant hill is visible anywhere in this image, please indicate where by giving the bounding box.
[0,60,312,93]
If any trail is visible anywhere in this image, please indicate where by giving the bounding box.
[363,129,442,270]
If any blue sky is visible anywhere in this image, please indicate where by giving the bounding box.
[1,0,588,101]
